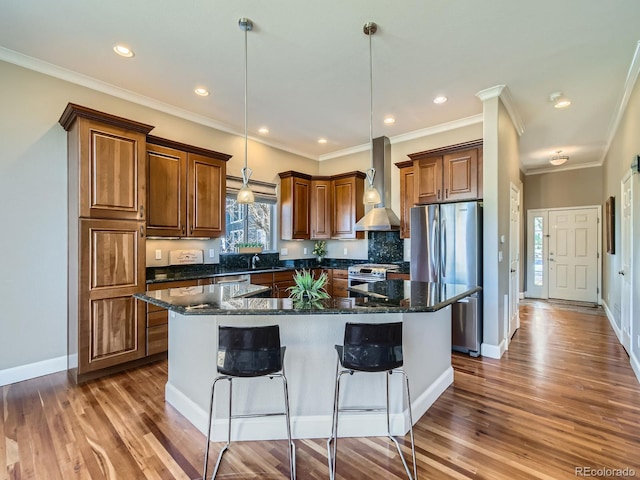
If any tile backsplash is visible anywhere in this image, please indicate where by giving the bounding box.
[368,231,404,263]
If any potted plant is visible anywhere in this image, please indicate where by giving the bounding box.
[312,240,327,263]
[236,242,263,254]
[287,268,330,305]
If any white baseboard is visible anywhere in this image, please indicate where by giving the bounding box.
[0,355,66,387]
[166,366,454,441]
[631,351,640,384]
[602,300,623,344]
[481,340,505,359]
[519,292,525,300]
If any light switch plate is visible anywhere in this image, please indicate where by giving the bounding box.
[303,247,308,254]
[209,249,215,258]
[343,247,348,255]
[280,248,288,256]
[155,249,162,260]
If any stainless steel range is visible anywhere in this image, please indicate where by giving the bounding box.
[347,263,400,295]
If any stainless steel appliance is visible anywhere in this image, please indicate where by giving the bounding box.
[410,202,482,356]
[347,263,400,295]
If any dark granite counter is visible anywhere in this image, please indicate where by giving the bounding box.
[134,280,480,315]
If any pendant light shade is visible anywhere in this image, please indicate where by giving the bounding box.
[363,22,382,206]
[237,17,255,204]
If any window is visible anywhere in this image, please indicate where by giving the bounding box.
[533,215,544,286]
[222,195,276,253]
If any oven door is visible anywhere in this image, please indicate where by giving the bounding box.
[347,277,375,297]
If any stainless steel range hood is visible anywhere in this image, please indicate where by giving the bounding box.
[355,136,400,231]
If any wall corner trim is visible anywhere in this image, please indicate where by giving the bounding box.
[480,340,505,359]
[475,85,525,136]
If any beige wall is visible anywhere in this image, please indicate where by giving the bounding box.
[602,67,640,373]
[524,166,603,210]
[0,60,316,374]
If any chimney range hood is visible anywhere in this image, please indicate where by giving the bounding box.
[355,136,400,231]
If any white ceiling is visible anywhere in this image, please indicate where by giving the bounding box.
[1,0,639,173]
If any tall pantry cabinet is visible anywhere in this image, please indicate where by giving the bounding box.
[60,104,154,383]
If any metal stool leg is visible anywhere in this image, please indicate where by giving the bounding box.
[326,367,344,480]
[203,376,232,480]
[385,369,418,480]
[280,368,296,480]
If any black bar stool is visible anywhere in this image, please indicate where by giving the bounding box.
[326,322,417,480]
[202,325,296,480]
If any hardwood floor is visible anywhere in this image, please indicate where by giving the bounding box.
[2,300,640,479]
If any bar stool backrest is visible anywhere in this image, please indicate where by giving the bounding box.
[217,325,283,377]
[342,322,403,372]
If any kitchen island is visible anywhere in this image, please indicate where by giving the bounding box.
[134,280,479,441]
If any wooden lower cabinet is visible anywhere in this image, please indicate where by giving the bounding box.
[145,279,199,355]
[331,269,349,298]
[72,219,147,382]
[387,272,410,280]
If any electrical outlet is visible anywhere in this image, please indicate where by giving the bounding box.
[303,247,308,254]
[209,248,215,258]
[155,249,162,260]
[280,248,288,256]
[343,247,348,255]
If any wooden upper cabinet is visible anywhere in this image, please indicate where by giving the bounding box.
[395,161,415,239]
[443,149,478,202]
[146,136,230,238]
[414,156,443,205]
[310,178,332,239]
[408,140,483,206]
[279,171,311,240]
[189,153,226,237]
[146,143,187,236]
[331,172,365,239]
[59,103,153,220]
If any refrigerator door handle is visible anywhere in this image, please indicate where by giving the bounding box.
[431,215,439,279]
[441,217,447,278]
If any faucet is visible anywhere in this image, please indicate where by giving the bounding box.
[252,254,260,269]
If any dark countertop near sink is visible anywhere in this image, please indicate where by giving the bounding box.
[134,280,480,315]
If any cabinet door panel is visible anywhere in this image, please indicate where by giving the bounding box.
[443,149,478,202]
[399,166,414,239]
[146,145,186,236]
[414,157,442,205]
[188,153,226,237]
[80,121,146,220]
[310,180,332,239]
[147,325,168,355]
[280,173,311,240]
[331,175,364,239]
[90,296,143,361]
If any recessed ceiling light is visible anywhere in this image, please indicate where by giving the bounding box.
[194,87,209,97]
[318,138,327,144]
[258,127,269,134]
[433,96,448,104]
[383,116,395,125]
[113,44,134,58]
[549,92,571,108]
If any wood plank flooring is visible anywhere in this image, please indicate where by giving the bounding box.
[2,300,640,479]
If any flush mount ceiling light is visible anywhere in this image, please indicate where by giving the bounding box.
[549,150,569,166]
[317,138,327,144]
[194,87,210,96]
[383,116,395,125]
[549,91,571,108]
[362,22,382,206]
[258,127,269,134]
[237,17,255,204]
[433,96,448,104]
[113,44,134,58]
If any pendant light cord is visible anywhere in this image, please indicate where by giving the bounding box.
[369,29,374,175]
[243,24,249,184]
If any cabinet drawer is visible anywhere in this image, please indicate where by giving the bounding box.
[332,269,348,279]
[147,325,168,355]
[147,310,168,327]
[251,272,273,284]
[273,270,294,282]
[147,279,199,291]
[387,272,410,280]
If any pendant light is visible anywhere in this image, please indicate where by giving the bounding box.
[237,17,255,204]
[363,22,382,205]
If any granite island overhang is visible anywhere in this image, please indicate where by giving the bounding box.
[134,280,480,441]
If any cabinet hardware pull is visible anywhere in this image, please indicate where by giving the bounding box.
[181,225,185,235]
[139,205,144,219]
[437,189,441,200]
[445,188,448,198]
[140,225,145,237]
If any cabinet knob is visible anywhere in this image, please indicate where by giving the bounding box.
[140,225,145,237]
[437,189,441,200]
[139,205,144,219]
[445,188,448,198]
[181,225,186,235]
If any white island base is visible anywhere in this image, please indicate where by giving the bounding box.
[165,308,453,441]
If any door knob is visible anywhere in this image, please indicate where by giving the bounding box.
[619,270,625,276]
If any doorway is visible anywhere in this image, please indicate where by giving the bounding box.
[508,183,520,343]
[526,206,601,303]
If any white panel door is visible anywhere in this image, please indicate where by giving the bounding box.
[548,208,598,302]
[620,174,632,352]
[508,183,520,341]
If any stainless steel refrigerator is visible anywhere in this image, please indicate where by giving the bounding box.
[410,202,482,356]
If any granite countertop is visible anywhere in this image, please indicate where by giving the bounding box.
[134,280,480,315]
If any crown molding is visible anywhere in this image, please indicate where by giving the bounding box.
[599,40,640,165]
[524,160,602,176]
[475,84,525,136]
[318,114,483,161]
[0,47,317,161]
